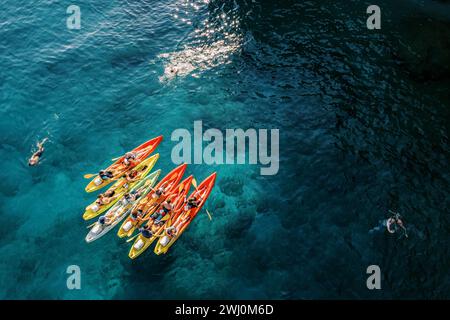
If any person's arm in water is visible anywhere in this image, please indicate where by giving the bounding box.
[28,138,48,166]
[397,219,408,238]
[37,137,48,149]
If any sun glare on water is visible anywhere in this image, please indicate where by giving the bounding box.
[158,0,243,82]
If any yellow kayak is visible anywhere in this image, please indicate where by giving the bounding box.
[85,169,161,243]
[128,175,193,259]
[154,172,216,255]
[82,154,159,220]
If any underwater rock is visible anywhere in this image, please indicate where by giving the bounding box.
[219,176,244,197]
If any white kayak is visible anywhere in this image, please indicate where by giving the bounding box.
[85,170,161,243]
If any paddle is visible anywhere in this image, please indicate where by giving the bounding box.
[86,222,97,228]
[161,214,171,222]
[126,233,140,243]
[206,209,213,221]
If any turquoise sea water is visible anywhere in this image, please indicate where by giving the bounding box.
[0,0,449,299]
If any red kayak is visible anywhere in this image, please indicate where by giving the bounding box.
[85,136,163,192]
[128,175,194,259]
[154,172,217,255]
[117,163,188,238]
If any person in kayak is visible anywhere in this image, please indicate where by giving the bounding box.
[100,202,124,225]
[184,196,199,211]
[165,225,177,237]
[87,190,117,212]
[123,152,137,167]
[139,222,166,239]
[98,215,111,225]
[99,170,114,180]
[28,138,48,166]
[148,199,174,226]
[123,189,142,205]
[125,165,147,183]
[96,190,117,206]
[130,208,145,222]
[139,224,156,238]
[150,181,169,200]
[160,213,192,245]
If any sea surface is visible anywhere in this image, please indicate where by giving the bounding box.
[0,0,449,299]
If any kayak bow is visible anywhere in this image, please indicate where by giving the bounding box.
[85,169,161,243]
[82,154,159,220]
[85,136,162,193]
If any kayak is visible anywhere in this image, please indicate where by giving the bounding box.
[128,175,193,259]
[85,136,162,193]
[117,163,187,238]
[154,172,216,255]
[85,169,161,243]
[117,163,188,238]
[82,154,159,220]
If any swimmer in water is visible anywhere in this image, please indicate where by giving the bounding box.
[169,66,178,76]
[28,138,48,166]
[369,210,408,238]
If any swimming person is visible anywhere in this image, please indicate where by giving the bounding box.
[28,138,48,166]
[369,210,408,238]
[169,66,178,76]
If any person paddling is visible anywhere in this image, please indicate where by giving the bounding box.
[150,181,169,200]
[149,199,174,226]
[99,170,114,180]
[122,188,142,205]
[138,223,164,239]
[95,190,117,206]
[184,196,199,211]
[123,152,137,167]
[28,138,48,166]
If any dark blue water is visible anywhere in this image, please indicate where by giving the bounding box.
[0,0,449,299]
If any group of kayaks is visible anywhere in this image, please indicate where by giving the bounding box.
[82,136,217,259]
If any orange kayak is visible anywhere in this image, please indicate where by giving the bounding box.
[85,136,163,193]
[154,172,216,255]
[128,175,194,259]
[117,163,188,238]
